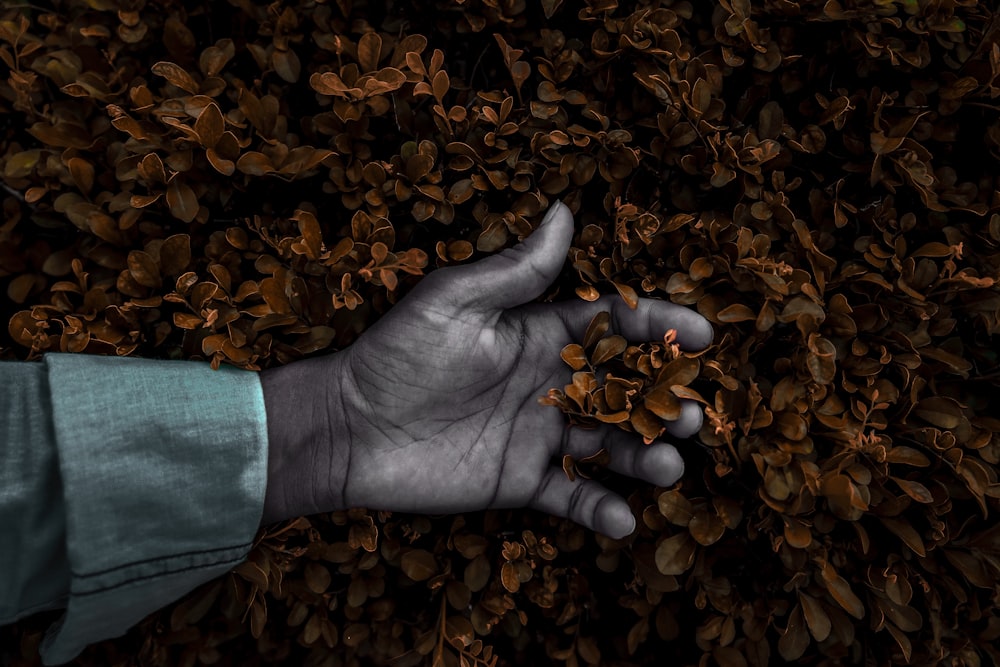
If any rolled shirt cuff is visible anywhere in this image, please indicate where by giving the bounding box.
[38,353,268,665]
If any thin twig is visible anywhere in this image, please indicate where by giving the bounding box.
[432,592,447,667]
[0,182,26,203]
[1,3,67,18]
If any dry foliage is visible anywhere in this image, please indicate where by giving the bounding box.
[2,0,1000,665]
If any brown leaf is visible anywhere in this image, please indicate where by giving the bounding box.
[206,148,235,175]
[583,311,611,350]
[891,476,934,503]
[799,592,831,642]
[292,210,323,260]
[304,562,331,594]
[272,48,301,83]
[159,234,191,277]
[476,218,508,252]
[259,277,291,314]
[464,554,490,592]
[541,0,564,18]
[912,396,963,429]
[199,39,235,77]
[400,549,437,581]
[806,334,837,384]
[358,32,383,73]
[821,474,866,521]
[511,61,531,96]
[591,334,626,366]
[173,313,203,329]
[165,178,199,223]
[689,257,714,280]
[819,561,865,619]
[613,281,639,309]
[66,157,94,194]
[776,412,808,441]
[657,490,694,526]
[631,404,664,442]
[7,274,37,304]
[783,516,812,549]
[909,241,952,257]
[654,532,696,575]
[236,151,275,176]
[656,357,700,387]
[150,61,199,94]
[310,71,353,97]
[716,303,756,322]
[127,250,161,288]
[560,343,587,371]
[194,102,224,148]
[688,509,725,546]
[884,446,931,467]
[138,153,167,184]
[561,454,577,481]
[500,561,520,593]
[885,621,912,663]
[942,549,993,588]
[432,69,450,103]
[778,604,809,661]
[644,385,682,421]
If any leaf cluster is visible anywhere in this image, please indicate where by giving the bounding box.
[2,0,1000,666]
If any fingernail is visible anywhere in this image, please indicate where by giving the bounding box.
[542,201,562,223]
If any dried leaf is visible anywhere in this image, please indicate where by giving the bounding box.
[151,61,199,94]
[778,604,809,661]
[272,48,301,83]
[717,303,756,322]
[613,281,639,309]
[644,385,682,421]
[583,311,611,351]
[127,250,160,288]
[884,446,931,467]
[912,396,963,429]
[165,178,199,223]
[591,335,626,365]
[654,532,696,576]
[891,476,934,503]
[194,102,224,147]
[400,549,437,581]
[799,592,831,642]
[688,509,725,546]
[560,343,587,371]
[304,562,331,594]
[657,490,694,526]
[820,561,865,619]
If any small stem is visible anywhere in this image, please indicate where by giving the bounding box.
[0,183,26,203]
[432,591,447,666]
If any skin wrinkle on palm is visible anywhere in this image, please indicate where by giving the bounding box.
[259,200,713,538]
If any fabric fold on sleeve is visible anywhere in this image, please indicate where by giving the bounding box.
[0,360,70,626]
[38,353,268,666]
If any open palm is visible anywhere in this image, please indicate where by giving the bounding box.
[326,201,714,538]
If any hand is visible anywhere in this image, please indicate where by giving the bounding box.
[259,200,714,538]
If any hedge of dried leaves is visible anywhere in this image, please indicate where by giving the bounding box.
[3,0,1000,665]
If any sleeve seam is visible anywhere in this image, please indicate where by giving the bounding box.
[70,542,254,579]
[73,552,248,597]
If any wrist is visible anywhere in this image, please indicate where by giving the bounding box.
[258,352,352,525]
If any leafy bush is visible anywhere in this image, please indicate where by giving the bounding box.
[2,0,1000,665]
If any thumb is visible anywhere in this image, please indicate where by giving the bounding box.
[449,200,575,313]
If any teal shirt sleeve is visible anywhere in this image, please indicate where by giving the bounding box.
[0,352,269,666]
